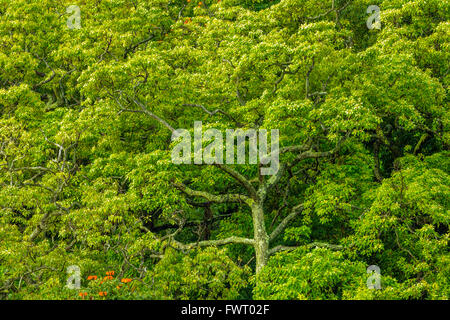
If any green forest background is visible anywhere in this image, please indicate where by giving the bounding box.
[0,0,448,300]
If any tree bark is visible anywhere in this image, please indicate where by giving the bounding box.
[250,201,269,274]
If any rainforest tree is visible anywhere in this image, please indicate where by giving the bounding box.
[0,0,448,299]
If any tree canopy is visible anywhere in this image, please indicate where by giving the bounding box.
[0,0,448,300]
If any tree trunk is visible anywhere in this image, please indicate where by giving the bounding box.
[251,202,269,274]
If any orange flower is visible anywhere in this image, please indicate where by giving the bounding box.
[87,275,97,280]
[121,278,132,283]
[103,275,113,281]
[78,292,88,298]
[99,291,107,296]
[106,270,115,276]
[116,285,122,290]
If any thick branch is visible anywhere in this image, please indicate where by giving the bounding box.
[172,236,255,250]
[214,164,258,200]
[413,133,429,155]
[269,242,343,255]
[124,35,155,59]
[289,134,349,169]
[305,57,315,99]
[269,203,304,242]
[280,142,311,154]
[182,103,242,127]
[131,97,176,133]
[32,54,56,90]
[173,181,251,204]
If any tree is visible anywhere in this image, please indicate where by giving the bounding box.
[0,0,448,299]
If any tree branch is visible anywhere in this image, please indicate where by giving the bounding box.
[124,35,155,59]
[32,54,56,90]
[173,181,251,204]
[127,97,176,133]
[214,164,258,200]
[269,203,304,242]
[182,103,242,127]
[172,236,255,250]
[305,57,315,99]
[269,242,343,255]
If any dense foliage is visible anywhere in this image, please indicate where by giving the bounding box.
[0,0,448,300]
